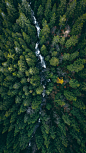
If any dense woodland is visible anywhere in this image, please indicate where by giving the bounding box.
[0,0,86,153]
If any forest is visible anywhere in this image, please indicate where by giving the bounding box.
[0,0,86,153]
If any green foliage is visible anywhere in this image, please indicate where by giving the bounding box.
[20,77,27,84]
[18,0,31,20]
[49,57,59,66]
[32,97,41,109]
[23,98,31,106]
[25,53,37,67]
[69,79,80,88]
[58,122,66,136]
[5,0,18,22]
[63,53,70,61]
[18,104,26,115]
[52,35,60,46]
[51,51,57,56]
[52,3,56,15]
[22,31,30,44]
[16,12,30,31]
[19,132,29,150]
[71,118,80,133]
[10,112,17,123]
[50,126,56,139]
[41,45,48,56]
[18,59,26,72]
[73,100,85,110]
[46,82,53,95]
[69,51,79,61]
[49,13,56,28]
[55,99,65,107]
[0,0,86,153]
[39,20,50,39]
[15,96,22,104]
[36,85,44,94]
[13,82,21,89]
[64,90,77,101]
[67,58,85,72]
[44,0,51,21]
[61,136,68,148]
[40,35,46,45]
[80,82,86,91]
[37,5,43,19]
[78,68,86,79]
[44,137,50,148]
[65,35,78,49]
[62,114,70,126]
[46,103,52,110]
[59,15,66,26]
[71,13,86,35]
[59,37,65,45]
[65,0,77,18]
[35,132,43,150]
[29,67,39,75]
[57,0,66,17]
[30,75,40,87]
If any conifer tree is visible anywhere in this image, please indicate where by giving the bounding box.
[44,0,52,22]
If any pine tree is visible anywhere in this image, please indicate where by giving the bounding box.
[67,58,85,72]
[69,79,80,88]
[37,5,43,23]
[49,57,59,66]
[35,130,43,150]
[65,35,78,49]
[5,0,18,22]
[64,90,77,101]
[40,45,48,56]
[44,0,52,22]
[65,0,77,19]
[39,20,50,40]
[71,13,86,35]
[57,0,66,19]
[49,13,56,28]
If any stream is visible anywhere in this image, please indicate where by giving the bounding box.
[25,2,50,152]
[23,3,71,152]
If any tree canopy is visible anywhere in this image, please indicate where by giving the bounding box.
[0,0,86,153]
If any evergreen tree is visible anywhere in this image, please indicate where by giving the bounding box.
[67,58,85,72]
[44,0,52,22]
